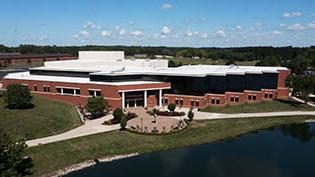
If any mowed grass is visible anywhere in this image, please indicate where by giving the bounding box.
[202,99,315,114]
[28,115,314,176]
[0,96,82,140]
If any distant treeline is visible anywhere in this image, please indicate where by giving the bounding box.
[1,44,315,74]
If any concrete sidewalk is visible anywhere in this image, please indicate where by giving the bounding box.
[26,114,120,147]
[194,111,315,120]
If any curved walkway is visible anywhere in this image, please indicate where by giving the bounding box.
[26,114,120,147]
[194,111,315,120]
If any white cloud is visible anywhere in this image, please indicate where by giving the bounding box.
[128,20,134,25]
[272,30,283,35]
[214,30,226,38]
[101,30,111,37]
[118,28,126,36]
[184,30,199,37]
[283,12,303,18]
[84,21,100,29]
[161,26,172,35]
[131,30,143,37]
[236,25,242,32]
[308,21,315,29]
[74,30,90,39]
[286,23,305,30]
[200,33,208,39]
[160,3,173,10]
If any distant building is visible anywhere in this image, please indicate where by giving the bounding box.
[134,54,148,59]
[2,51,290,109]
[0,53,76,66]
[191,56,200,59]
[154,55,174,59]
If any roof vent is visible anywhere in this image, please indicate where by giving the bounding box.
[110,67,125,73]
[228,64,238,69]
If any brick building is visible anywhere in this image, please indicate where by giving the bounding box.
[0,53,77,65]
[2,51,290,109]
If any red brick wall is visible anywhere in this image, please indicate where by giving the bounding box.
[147,95,157,107]
[277,69,291,88]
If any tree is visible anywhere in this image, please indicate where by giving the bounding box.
[168,60,176,67]
[167,103,176,112]
[286,75,315,102]
[86,96,108,118]
[188,108,194,121]
[4,83,33,109]
[120,116,127,130]
[113,108,124,121]
[0,129,33,177]
[0,89,3,97]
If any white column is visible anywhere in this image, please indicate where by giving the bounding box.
[61,88,64,95]
[159,89,162,107]
[135,99,137,107]
[144,90,147,107]
[74,89,76,96]
[121,92,125,109]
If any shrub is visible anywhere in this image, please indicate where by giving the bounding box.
[86,96,109,118]
[120,116,127,130]
[0,89,3,97]
[125,112,137,120]
[188,108,194,121]
[155,110,185,116]
[113,108,124,121]
[167,103,176,112]
[4,83,33,109]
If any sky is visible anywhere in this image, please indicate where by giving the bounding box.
[0,0,315,47]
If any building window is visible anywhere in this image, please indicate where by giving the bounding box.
[269,94,273,99]
[43,86,50,92]
[56,87,80,96]
[235,97,239,102]
[179,100,184,106]
[33,85,37,91]
[163,98,168,105]
[191,100,194,106]
[195,101,199,107]
[175,99,179,105]
[88,90,102,97]
[253,95,256,100]
[230,97,234,102]
[248,95,252,100]
[264,93,268,98]
[216,99,220,104]
[211,99,215,104]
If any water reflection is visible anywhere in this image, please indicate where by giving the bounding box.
[66,123,315,177]
[280,123,314,143]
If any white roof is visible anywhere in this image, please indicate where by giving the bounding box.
[4,72,165,86]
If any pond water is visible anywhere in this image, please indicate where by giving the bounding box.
[65,123,315,177]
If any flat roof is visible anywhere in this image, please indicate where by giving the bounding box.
[31,64,288,77]
[4,72,166,86]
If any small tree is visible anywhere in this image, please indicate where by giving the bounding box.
[113,108,124,121]
[188,108,194,121]
[167,103,176,112]
[0,89,3,97]
[120,116,127,130]
[86,96,108,118]
[4,83,33,109]
[0,129,33,176]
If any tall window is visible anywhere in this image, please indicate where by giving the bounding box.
[88,89,102,97]
[56,87,80,96]
[33,85,37,91]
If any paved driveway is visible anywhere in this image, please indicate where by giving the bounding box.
[26,114,120,147]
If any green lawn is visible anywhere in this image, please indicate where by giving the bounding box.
[202,100,315,113]
[0,96,82,140]
[28,115,314,176]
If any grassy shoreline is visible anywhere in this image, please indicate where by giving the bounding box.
[28,115,315,177]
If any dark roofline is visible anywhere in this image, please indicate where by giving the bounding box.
[0,53,75,60]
